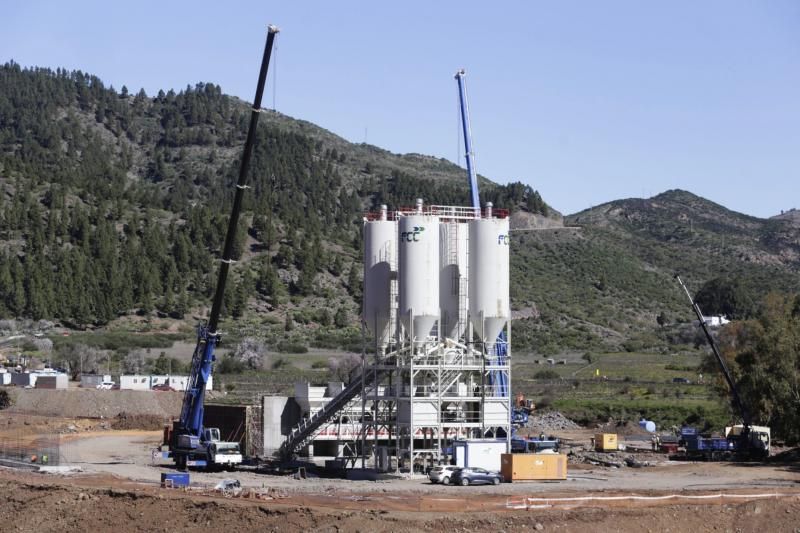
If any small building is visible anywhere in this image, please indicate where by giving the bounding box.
[150,375,170,388]
[80,374,112,388]
[10,372,37,387]
[453,439,508,472]
[35,374,68,390]
[119,375,151,390]
[150,375,212,391]
[700,315,730,327]
[0,371,10,386]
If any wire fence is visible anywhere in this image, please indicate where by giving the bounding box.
[0,432,61,466]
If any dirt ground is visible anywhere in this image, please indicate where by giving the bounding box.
[1,411,799,531]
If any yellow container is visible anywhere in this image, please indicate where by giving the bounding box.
[595,433,618,452]
[500,453,567,481]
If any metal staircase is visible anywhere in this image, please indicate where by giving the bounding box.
[278,355,396,460]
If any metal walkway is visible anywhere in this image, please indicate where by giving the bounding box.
[278,355,396,460]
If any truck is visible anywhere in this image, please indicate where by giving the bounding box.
[173,428,243,469]
[675,276,770,461]
[168,25,279,471]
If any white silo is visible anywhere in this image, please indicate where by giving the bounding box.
[468,208,510,342]
[398,203,440,341]
[439,221,468,341]
[363,206,396,347]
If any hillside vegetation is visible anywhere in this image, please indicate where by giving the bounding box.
[0,63,547,345]
[1,62,798,360]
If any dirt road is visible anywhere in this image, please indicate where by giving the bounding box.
[2,415,799,531]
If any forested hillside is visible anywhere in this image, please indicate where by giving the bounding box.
[0,62,548,339]
[510,190,800,354]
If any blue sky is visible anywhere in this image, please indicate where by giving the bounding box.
[2,1,798,218]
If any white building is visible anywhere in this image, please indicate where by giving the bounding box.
[119,375,151,390]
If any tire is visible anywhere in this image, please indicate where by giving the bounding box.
[441,476,450,486]
[492,477,500,485]
[460,478,469,486]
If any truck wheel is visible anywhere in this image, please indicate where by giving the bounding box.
[441,476,450,485]
[460,478,469,486]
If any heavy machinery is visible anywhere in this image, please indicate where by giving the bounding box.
[168,25,279,470]
[454,68,510,411]
[675,275,770,460]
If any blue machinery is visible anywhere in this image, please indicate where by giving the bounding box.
[455,69,508,401]
[170,25,279,469]
[454,69,480,211]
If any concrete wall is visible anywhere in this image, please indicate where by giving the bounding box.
[262,396,302,457]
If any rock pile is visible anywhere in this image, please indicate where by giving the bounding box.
[527,411,581,432]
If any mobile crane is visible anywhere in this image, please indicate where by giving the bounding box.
[168,25,279,470]
[455,69,511,421]
[675,275,770,460]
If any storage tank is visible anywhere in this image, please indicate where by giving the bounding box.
[468,212,510,342]
[439,221,468,341]
[398,207,440,340]
[363,206,396,347]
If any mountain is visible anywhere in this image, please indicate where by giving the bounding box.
[507,190,800,354]
[0,62,548,347]
[1,62,797,357]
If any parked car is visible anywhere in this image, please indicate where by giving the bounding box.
[96,381,115,390]
[428,465,460,485]
[451,467,503,486]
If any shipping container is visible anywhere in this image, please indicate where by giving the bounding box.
[35,374,68,389]
[500,453,567,481]
[595,433,618,452]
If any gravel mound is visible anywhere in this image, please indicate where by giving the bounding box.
[526,411,581,432]
[8,389,184,419]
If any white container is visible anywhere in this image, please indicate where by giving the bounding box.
[398,214,440,340]
[80,374,111,388]
[119,375,150,390]
[453,439,507,471]
[35,374,68,389]
[439,221,468,341]
[468,217,510,341]
[363,209,396,347]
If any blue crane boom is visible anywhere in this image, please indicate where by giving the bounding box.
[171,25,279,470]
[454,69,509,400]
[455,69,480,210]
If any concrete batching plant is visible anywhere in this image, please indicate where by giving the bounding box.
[360,200,511,471]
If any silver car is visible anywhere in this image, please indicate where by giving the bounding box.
[428,465,460,485]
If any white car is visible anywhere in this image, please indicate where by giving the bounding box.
[96,381,115,390]
[428,465,460,485]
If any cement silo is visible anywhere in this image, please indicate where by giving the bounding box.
[439,221,468,341]
[468,209,510,342]
[363,206,396,348]
[398,204,440,341]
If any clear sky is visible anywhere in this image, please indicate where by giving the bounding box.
[2,1,798,218]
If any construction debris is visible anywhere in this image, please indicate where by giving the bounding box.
[525,411,581,432]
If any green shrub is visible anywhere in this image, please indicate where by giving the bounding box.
[533,369,560,380]
[276,341,308,354]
